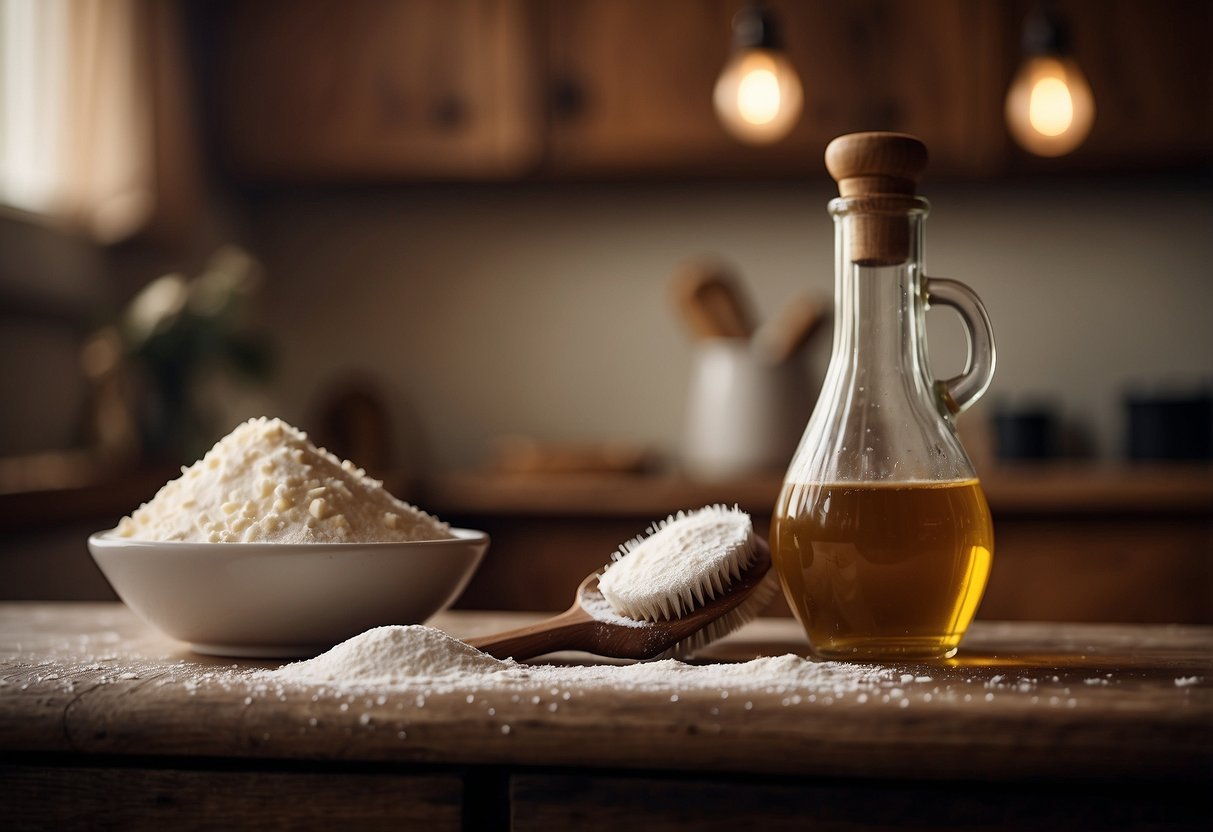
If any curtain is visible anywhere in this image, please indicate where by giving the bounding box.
[0,0,202,245]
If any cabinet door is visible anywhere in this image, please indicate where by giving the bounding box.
[542,0,739,174]
[218,0,542,180]
[542,0,1001,177]
[786,0,1005,176]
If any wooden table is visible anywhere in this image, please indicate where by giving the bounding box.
[2,604,1211,830]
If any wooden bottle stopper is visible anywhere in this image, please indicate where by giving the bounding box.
[824,132,928,266]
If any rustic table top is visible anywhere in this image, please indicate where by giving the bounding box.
[1,603,1210,782]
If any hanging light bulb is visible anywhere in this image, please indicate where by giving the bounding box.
[714,4,803,145]
[1005,5,1095,157]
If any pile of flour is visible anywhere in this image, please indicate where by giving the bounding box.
[117,417,452,543]
[277,625,512,685]
[272,624,895,697]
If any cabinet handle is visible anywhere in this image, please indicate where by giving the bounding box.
[550,78,586,121]
[432,95,468,131]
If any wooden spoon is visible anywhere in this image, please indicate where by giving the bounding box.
[669,262,755,341]
[467,539,773,661]
[756,294,827,364]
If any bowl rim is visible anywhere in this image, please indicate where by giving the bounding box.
[88,526,488,550]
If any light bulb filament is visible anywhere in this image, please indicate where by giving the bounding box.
[737,68,782,125]
[713,49,804,145]
[1004,55,1094,157]
[1028,76,1074,137]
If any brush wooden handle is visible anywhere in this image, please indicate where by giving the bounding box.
[466,606,596,661]
[465,541,773,662]
[670,263,754,340]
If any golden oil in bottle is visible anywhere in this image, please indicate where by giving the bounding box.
[771,480,993,660]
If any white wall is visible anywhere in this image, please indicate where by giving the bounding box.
[244,177,1213,473]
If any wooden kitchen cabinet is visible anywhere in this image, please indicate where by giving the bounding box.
[543,0,1004,177]
[213,0,1004,179]
[540,0,1213,177]
[539,0,740,174]
[207,0,1210,181]
[215,0,543,180]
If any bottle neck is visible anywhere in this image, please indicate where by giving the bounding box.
[828,205,931,393]
[782,195,979,485]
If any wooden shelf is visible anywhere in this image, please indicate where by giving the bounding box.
[3,462,1208,624]
[0,464,179,534]
[424,465,1213,623]
[424,472,780,518]
[979,464,1213,515]
[2,463,1208,534]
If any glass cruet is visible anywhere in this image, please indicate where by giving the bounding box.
[771,132,998,660]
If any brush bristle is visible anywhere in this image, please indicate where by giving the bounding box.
[663,569,781,659]
[598,504,756,623]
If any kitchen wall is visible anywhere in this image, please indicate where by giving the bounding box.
[0,213,107,455]
[239,174,1213,474]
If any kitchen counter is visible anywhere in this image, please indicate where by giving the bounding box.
[5,466,1211,625]
[6,463,1211,532]
[2,603,1210,829]
[428,468,1213,623]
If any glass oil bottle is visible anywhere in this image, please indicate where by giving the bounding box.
[771,132,997,660]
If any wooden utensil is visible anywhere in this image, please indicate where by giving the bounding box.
[669,262,754,341]
[756,294,827,364]
[467,539,772,661]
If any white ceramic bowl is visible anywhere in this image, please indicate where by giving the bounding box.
[88,529,489,658]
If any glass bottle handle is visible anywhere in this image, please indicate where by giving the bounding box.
[925,277,997,415]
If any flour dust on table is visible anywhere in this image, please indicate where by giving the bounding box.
[269,623,899,699]
[8,607,1209,765]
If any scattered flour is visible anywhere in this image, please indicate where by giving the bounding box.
[117,417,452,543]
[269,623,897,698]
[598,505,756,621]
[21,620,1211,744]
